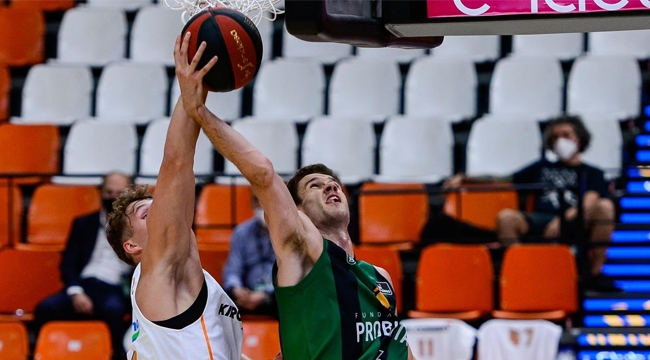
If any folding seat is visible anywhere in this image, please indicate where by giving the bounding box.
[170,76,242,121]
[0,185,22,248]
[511,33,584,61]
[404,57,477,122]
[431,35,500,63]
[355,47,426,64]
[195,184,253,248]
[465,116,542,177]
[95,62,167,124]
[57,7,127,66]
[376,116,453,184]
[12,64,93,125]
[443,185,518,230]
[328,58,401,122]
[588,30,650,60]
[21,184,100,250]
[567,55,642,119]
[477,319,562,360]
[580,114,623,180]
[0,248,62,321]
[301,116,375,185]
[130,6,185,66]
[11,0,76,11]
[281,25,352,64]
[137,118,214,185]
[489,56,564,119]
[0,321,29,359]
[402,318,477,360]
[409,244,493,321]
[0,66,9,121]
[86,0,153,10]
[198,247,230,283]
[0,124,60,185]
[241,320,281,359]
[354,246,403,312]
[358,182,428,248]
[34,321,112,359]
[252,59,325,123]
[493,244,577,320]
[54,121,138,185]
[224,119,298,181]
[0,8,45,66]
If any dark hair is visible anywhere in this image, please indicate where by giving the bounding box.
[287,164,342,205]
[106,185,153,266]
[543,115,591,153]
[100,172,133,190]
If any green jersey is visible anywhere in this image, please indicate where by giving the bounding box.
[273,239,410,360]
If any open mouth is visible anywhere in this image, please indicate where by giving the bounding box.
[326,194,341,204]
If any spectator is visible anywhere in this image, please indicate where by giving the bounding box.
[33,172,134,357]
[222,195,277,317]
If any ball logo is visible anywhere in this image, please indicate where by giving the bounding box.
[229,29,254,81]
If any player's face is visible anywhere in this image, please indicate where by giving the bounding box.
[297,173,349,227]
[123,198,152,260]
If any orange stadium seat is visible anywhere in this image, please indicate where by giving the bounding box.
[242,320,281,360]
[20,185,100,250]
[409,244,493,321]
[0,8,45,66]
[34,321,111,360]
[0,321,29,360]
[0,248,62,321]
[0,124,60,184]
[443,184,519,230]
[0,185,22,248]
[0,66,9,121]
[198,247,230,284]
[493,244,578,321]
[358,182,428,249]
[11,0,76,11]
[195,184,253,249]
[354,245,404,313]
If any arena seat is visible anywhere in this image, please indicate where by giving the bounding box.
[443,185,519,231]
[511,33,584,61]
[195,184,253,249]
[0,185,22,248]
[0,124,60,185]
[375,116,453,184]
[170,76,243,121]
[253,59,325,123]
[493,244,578,320]
[404,57,477,122]
[358,182,428,248]
[34,321,112,360]
[580,114,623,180]
[328,57,401,122]
[409,244,493,321]
[477,319,562,360]
[241,320,281,359]
[57,7,127,66]
[0,8,44,66]
[301,116,375,185]
[198,247,230,284]
[0,66,9,121]
[356,47,426,64]
[354,245,403,312]
[588,30,650,60]
[86,0,153,10]
[430,35,500,63]
[0,248,62,321]
[11,0,75,11]
[0,321,29,359]
[130,6,184,66]
[12,64,93,125]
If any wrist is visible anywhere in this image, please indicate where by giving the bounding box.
[66,286,84,297]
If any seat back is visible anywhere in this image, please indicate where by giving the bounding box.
[0,185,22,248]
[86,0,153,10]
[512,33,584,61]
[588,30,650,60]
[359,182,428,246]
[34,321,111,360]
[0,66,9,121]
[242,320,281,360]
[354,246,403,312]
[27,185,100,248]
[195,184,253,247]
[0,249,62,316]
[402,318,477,360]
[198,248,230,284]
[0,124,60,174]
[130,6,184,66]
[499,244,577,313]
[356,47,426,64]
[415,244,493,314]
[580,115,623,180]
[170,77,243,121]
[12,0,75,10]
[477,319,562,360]
[282,25,352,65]
[0,321,29,360]
[0,8,44,66]
[431,35,500,63]
[443,185,518,230]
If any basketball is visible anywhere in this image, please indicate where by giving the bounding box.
[181,7,263,93]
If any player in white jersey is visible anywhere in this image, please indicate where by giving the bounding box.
[106,35,247,360]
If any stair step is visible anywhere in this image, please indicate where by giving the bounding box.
[577,331,650,346]
[612,230,650,243]
[626,182,650,194]
[636,151,650,162]
[578,351,650,359]
[620,197,650,210]
[608,247,650,260]
[620,213,650,224]
[615,281,650,292]
[602,264,650,276]
[584,299,650,311]
[583,314,650,327]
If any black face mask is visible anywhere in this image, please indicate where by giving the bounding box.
[102,198,116,213]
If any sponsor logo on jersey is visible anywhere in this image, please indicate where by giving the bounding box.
[377,282,393,296]
[347,253,357,265]
[131,320,140,342]
[218,304,241,321]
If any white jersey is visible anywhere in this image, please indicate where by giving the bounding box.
[402,318,477,360]
[477,319,562,360]
[127,264,243,360]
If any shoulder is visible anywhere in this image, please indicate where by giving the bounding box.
[373,265,393,286]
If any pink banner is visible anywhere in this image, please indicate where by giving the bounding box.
[427,0,650,18]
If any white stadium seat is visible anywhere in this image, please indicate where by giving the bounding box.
[588,30,650,60]
[432,35,500,63]
[130,6,184,66]
[170,76,243,121]
[512,33,584,61]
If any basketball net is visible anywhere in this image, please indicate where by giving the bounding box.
[162,0,283,25]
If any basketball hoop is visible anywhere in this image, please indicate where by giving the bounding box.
[162,0,283,25]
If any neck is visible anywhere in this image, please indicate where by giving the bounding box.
[319,228,354,254]
[562,154,581,166]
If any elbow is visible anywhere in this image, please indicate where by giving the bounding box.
[246,157,276,188]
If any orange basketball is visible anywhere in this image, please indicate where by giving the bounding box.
[181,7,263,92]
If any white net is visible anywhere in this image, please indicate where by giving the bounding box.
[162,0,284,25]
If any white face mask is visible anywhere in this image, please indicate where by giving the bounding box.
[553,137,579,161]
[254,207,265,225]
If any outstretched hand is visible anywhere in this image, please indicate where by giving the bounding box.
[173,32,218,118]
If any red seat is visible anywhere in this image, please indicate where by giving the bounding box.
[0,66,9,121]
[11,0,76,11]
[195,184,253,250]
[34,321,112,360]
[242,320,281,360]
[354,245,403,313]
[0,8,45,66]
[198,247,230,284]
[0,124,60,185]
[0,321,29,359]
[443,184,519,230]
[0,185,22,248]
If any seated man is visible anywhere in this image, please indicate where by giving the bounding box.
[223,195,277,317]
